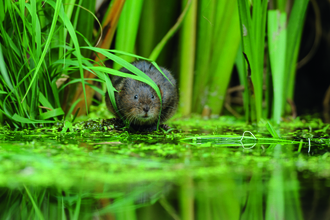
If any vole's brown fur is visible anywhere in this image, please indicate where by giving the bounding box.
[105,60,178,131]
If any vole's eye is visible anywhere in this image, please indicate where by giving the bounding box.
[151,95,154,99]
[134,95,138,99]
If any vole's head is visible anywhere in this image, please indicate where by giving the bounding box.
[118,79,161,125]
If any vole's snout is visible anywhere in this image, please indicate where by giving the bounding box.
[143,106,150,113]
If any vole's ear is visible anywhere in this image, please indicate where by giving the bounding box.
[157,84,163,98]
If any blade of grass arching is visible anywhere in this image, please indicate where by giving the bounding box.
[268,11,287,124]
[192,0,215,113]
[206,1,240,115]
[113,0,144,69]
[179,0,197,116]
[149,0,192,61]
[12,114,55,123]
[236,44,250,121]
[284,0,309,110]
[39,108,65,119]
[89,66,161,99]
[81,47,156,83]
[24,186,45,220]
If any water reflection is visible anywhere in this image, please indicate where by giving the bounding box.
[1,168,328,219]
[0,125,330,219]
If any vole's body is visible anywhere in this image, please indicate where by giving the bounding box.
[105,60,178,131]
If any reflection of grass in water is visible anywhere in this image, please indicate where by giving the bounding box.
[0,117,330,218]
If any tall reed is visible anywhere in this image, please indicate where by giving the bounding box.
[179,0,197,116]
[114,0,144,69]
[237,0,308,123]
[192,0,241,116]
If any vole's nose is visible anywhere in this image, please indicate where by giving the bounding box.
[143,106,150,113]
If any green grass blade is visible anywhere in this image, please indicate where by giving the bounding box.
[12,114,55,123]
[65,98,81,121]
[206,1,241,115]
[266,121,281,138]
[179,0,197,116]
[192,0,215,112]
[21,0,62,103]
[39,108,65,120]
[149,0,192,61]
[0,45,14,91]
[284,0,309,106]
[268,10,287,124]
[114,0,144,69]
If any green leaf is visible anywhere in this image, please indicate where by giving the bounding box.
[39,108,64,120]
[266,121,281,138]
[12,114,54,124]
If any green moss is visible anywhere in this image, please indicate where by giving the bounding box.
[0,116,329,190]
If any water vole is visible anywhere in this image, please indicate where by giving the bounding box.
[105,60,178,131]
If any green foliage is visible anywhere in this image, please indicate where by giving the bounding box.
[0,0,85,128]
[237,0,268,122]
[192,0,241,115]
[0,0,163,128]
[237,0,309,123]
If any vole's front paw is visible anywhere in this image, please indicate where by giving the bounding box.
[159,124,171,131]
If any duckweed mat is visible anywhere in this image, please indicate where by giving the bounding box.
[1,116,330,219]
[0,116,329,188]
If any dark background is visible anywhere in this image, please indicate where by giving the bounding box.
[295,0,330,116]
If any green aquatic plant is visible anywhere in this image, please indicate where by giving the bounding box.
[192,0,241,116]
[237,0,309,123]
